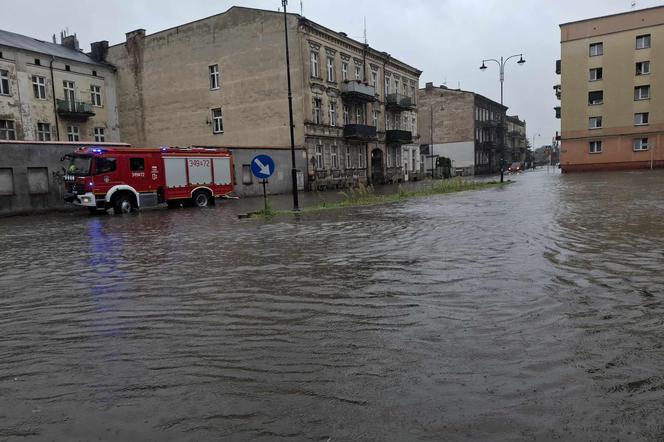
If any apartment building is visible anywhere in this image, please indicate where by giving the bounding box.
[106,6,421,188]
[558,6,664,172]
[506,115,527,164]
[418,83,510,176]
[0,30,120,143]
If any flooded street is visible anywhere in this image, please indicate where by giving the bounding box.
[1,169,664,441]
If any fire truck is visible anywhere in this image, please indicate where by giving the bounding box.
[63,146,234,214]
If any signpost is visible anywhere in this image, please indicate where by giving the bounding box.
[251,154,276,210]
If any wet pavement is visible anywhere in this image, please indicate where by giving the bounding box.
[1,168,663,441]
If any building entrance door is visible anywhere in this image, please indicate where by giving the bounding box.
[371,148,383,183]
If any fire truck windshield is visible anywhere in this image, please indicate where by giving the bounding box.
[66,156,92,176]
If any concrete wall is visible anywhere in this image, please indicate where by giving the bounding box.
[418,86,475,146]
[0,141,129,216]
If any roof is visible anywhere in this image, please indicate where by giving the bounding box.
[560,4,664,27]
[0,28,102,65]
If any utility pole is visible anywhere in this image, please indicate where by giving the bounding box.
[430,106,434,178]
[282,0,299,211]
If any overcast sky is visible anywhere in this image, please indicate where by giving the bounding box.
[6,0,663,148]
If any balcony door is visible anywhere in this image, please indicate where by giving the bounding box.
[63,81,75,111]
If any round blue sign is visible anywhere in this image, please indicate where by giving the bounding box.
[251,154,275,179]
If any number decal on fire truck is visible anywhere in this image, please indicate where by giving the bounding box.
[188,159,211,168]
[151,165,158,180]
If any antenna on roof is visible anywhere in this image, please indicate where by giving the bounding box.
[300,0,303,16]
[631,0,637,8]
[363,16,367,45]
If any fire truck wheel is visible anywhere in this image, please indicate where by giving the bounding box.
[192,190,212,207]
[112,193,135,215]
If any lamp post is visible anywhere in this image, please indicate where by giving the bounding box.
[282,0,299,211]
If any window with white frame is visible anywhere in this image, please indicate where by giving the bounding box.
[310,51,320,78]
[326,57,335,82]
[636,34,651,50]
[589,42,603,57]
[94,127,105,142]
[331,144,338,169]
[0,70,9,95]
[37,122,51,141]
[345,145,352,168]
[589,140,602,153]
[341,61,348,81]
[0,119,16,140]
[90,85,102,106]
[636,61,650,75]
[634,85,650,100]
[313,98,322,124]
[589,116,602,129]
[315,144,323,169]
[371,71,377,88]
[633,137,649,151]
[372,110,378,128]
[387,146,393,167]
[384,77,390,95]
[329,101,336,126]
[635,112,649,125]
[355,106,363,124]
[354,65,361,80]
[67,125,80,142]
[358,145,366,168]
[211,107,223,133]
[32,76,46,99]
[395,78,400,94]
[410,86,416,104]
[589,68,603,81]
[343,105,350,125]
[209,64,220,89]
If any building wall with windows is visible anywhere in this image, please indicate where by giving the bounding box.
[559,6,664,171]
[0,30,119,144]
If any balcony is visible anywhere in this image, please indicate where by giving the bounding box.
[341,81,376,102]
[554,106,561,119]
[386,129,412,144]
[553,84,561,100]
[343,124,377,141]
[385,93,414,111]
[555,59,561,75]
[56,99,95,120]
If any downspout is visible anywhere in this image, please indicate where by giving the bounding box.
[49,57,60,141]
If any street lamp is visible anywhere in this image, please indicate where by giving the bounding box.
[479,54,525,106]
[282,0,299,212]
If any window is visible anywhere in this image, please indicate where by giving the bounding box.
[589,42,603,56]
[0,70,9,95]
[209,64,220,89]
[27,167,49,194]
[385,77,390,95]
[37,122,51,141]
[636,61,650,75]
[94,127,105,142]
[326,57,335,82]
[310,51,320,78]
[67,125,80,142]
[589,140,602,153]
[372,110,378,128]
[387,146,393,167]
[32,76,46,99]
[355,65,361,80]
[589,68,603,81]
[331,144,338,169]
[211,107,223,133]
[341,61,348,81]
[345,145,352,168]
[371,71,377,87]
[635,112,649,125]
[634,138,649,151]
[0,119,16,140]
[0,168,14,195]
[34,58,40,66]
[313,98,322,124]
[343,105,350,125]
[589,116,602,129]
[90,85,102,106]
[411,86,416,104]
[64,65,70,71]
[95,157,117,174]
[130,158,145,171]
[315,145,323,169]
[355,106,363,124]
[636,34,651,50]
[328,101,336,126]
[588,90,603,105]
[358,146,366,168]
[395,78,400,94]
[634,85,650,100]
[92,70,97,77]
[63,81,75,103]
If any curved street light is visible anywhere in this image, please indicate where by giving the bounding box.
[479,54,525,105]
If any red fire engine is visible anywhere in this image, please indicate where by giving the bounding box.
[63,146,234,214]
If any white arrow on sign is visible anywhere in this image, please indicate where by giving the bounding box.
[254,158,271,176]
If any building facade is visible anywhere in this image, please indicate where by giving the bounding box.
[505,115,527,164]
[105,6,421,189]
[558,6,664,172]
[417,83,510,176]
[0,30,120,143]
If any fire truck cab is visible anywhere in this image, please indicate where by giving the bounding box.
[63,146,234,214]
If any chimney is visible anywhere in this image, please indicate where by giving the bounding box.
[61,32,79,51]
[425,82,434,90]
[90,41,109,62]
[126,29,146,41]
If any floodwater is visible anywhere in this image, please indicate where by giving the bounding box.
[1,169,664,441]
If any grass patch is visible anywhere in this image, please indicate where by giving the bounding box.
[249,178,509,218]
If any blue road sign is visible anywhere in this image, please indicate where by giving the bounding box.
[251,154,276,180]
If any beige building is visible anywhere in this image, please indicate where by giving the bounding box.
[106,6,421,187]
[558,6,664,172]
[0,30,120,143]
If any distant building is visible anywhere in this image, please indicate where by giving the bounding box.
[0,30,120,143]
[106,6,421,189]
[558,5,664,172]
[505,115,527,164]
[417,83,510,176]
